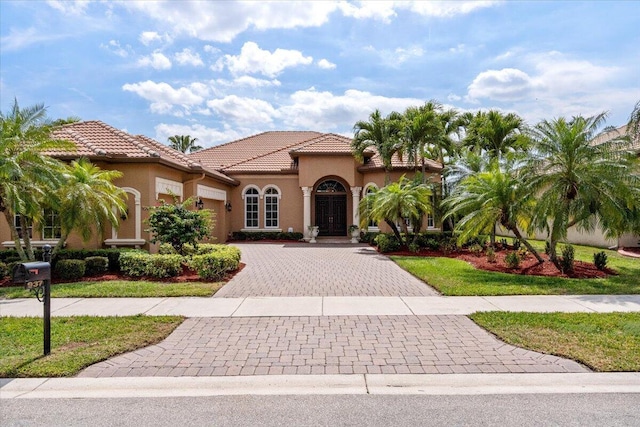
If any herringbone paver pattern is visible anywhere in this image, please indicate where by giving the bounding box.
[78,316,587,377]
[214,243,438,297]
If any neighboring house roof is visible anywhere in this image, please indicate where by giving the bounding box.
[48,120,238,185]
[591,124,639,153]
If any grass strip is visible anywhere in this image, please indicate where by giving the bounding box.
[0,315,183,377]
[470,312,640,372]
[0,280,224,299]
[392,242,640,296]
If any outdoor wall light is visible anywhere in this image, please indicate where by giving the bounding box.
[225,201,232,212]
[195,198,204,210]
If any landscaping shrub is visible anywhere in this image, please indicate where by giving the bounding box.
[121,253,183,279]
[594,251,608,271]
[190,249,241,281]
[54,249,126,272]
[84,256,109,276]
[517,248,528,260]
[561,245,575,274]
[0,261,8,279]
[512,238,521,250]
[505,251,520,269]
[408,242,420,253]
[0,250,20,263]
[440,237,457,255]
[374,234,401,253]
[359,231,379,244]
[486,247,496,263]
[54,259,86,281]
[469,244,484,257]
[231,231,303,241]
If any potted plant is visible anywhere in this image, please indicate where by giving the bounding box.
[308,225,319,243]
[349,225,360,243]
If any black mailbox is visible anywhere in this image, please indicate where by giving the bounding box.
[12,262,51,289]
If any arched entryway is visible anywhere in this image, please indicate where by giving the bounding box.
[315,179,348,236]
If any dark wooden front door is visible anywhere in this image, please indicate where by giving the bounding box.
[315,195,347,236]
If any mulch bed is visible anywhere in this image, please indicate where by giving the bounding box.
[386,248,615,279]
[0,263,245,288]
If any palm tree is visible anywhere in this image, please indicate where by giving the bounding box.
[0,99,74,261]
[527,113,640,271]
[443,160,544,263]
[462,110,529,161]
[352,109,403,183]
[52,158,127,256]
[168,135,203,153]
[359,176,432,247]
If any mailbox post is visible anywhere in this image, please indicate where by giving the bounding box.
[12,245,53,355]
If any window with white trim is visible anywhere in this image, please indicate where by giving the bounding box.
[427,213,435,229]
[244,188,259,228]
[264,187,279,228]
[42,209,61,239]
[364,186,378,230]
[14,215,32,239]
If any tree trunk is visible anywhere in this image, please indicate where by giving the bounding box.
[3,209,28,261]
[385,219,404,245]
[21,215,35,261]
[547,237,562,271]
[490,223,496,248]
[510,226,544,264]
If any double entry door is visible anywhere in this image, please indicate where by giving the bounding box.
[315,194,347,236]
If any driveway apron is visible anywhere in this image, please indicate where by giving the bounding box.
[79,243,589,377]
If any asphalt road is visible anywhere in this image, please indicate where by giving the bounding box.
[2,393,639,426]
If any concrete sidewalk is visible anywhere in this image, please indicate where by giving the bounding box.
[3,295,640,317]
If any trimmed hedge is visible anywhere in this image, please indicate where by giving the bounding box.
[0,261,7,279]
[190,246,241,281]
[54,259,86,281]
[119,253,183,279]
[231,231,303,241]
[85,256,109,276]
[374,234,401,253]
[54,249,129,272]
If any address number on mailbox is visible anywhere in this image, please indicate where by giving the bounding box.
[25,280,45,290]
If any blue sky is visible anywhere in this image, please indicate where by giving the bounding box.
[2,1,638,148]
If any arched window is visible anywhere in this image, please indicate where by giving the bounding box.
[244,187,259,228]
[264,187,279,228]
[316,180,346,193]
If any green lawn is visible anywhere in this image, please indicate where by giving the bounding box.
[393,242,640,295]
[471,312,640,372]
[0,280,225,298]
[0,315,183,377]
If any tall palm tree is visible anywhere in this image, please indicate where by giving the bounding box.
[0,99,74,260]
[462,110,529,161]
[352,109,403,183]
[527,113,640,271]
[168,135,203,153]
[52,158,127,256]
[443,160,544,263]
[359,176,432,247]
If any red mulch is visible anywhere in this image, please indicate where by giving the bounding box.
[0,263,245,288]
[386,248,615,279]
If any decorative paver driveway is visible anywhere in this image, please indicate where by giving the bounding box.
[214,243,438,297]
[78,316,587,377]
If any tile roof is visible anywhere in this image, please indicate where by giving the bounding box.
[290,133,358,155]
[358,152,443,172]
[48,121,237,185]
[190,131,323,170]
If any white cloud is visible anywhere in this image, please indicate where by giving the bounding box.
[203,45,220,54]
[466,68,534,102]
[219,42,313,78]
[449,44,466,54]
[123,1,338,43]
[0,27,67,51]
[317,59,337,70]
[206,95,280,125]
[137,51,172,70]
[174,48,204,67]
[46,0,90,15]
[368,44,424,67]
[155,123,246,148]
[122,80,204,116]
[448,94,462,102]
[230,76,282,88]
[280,88,424,130]
[139,31,162,45]
[100,39,132,57]
[407,1,501,18]
[338,1,397,22]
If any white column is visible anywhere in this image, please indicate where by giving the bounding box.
[351,186,362,227]
[302,186,312,241]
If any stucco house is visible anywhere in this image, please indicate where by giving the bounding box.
[0,121,442,252]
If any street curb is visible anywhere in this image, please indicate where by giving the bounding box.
[2,373,639,399]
